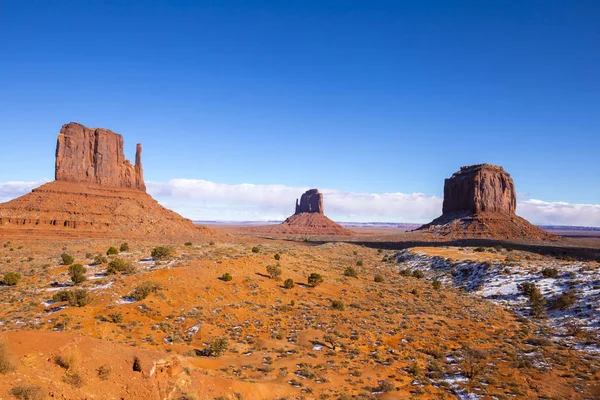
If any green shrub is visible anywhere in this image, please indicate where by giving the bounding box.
[208,337,229,357]
[68,264,87,284]
[92,254,108,265]
[474,247,486,252]
[221,272,232,282]
[541,268,559,278]
[184,242,193,246]
[274,253,281,260]
[119,243,130,252]
[283,278,294,289]
[412,270,424,279]
[53,289,92,307]
[356,260,363,266]
[106,247,119,256]
[129,281,163,301]
[400,269,412,277]
[518,282,546,318]
[411,288,419,296]
[106,259,136,275]
[343,267,358,278]
[108,312,123,323]
[432,279,442,290]
[374,274,384,283]
[2,272,21,286]
[550,290,577,310]
[151,246,172,260]
[251,246,260,253]
[209,241,215,246]
[331,300,345,310]
[308,273,324,287]
[61,253,74,265]
[266,264,282,280]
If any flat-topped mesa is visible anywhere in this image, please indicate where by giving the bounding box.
[442,163,516,215]
[55,122,146,191]
[295,188,324,215]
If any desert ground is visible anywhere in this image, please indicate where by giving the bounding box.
[0,227,597,400]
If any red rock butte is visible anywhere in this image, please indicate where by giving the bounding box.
[418,164,557,240]
[248,189,354,236]
[0,122,216,239]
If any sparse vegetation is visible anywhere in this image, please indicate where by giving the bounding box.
[207,337,229,356]
[151,246,173,259]
[308,273,324,287]
[61,253,74,265]
[541,267,559,278]
[550,290,577,310]
[52,289,92,307]
[91,254,108,265]
[2,272,21,286]
[10,384,46,400]
[432,279,442,290]
[119,242,129,252]
[97,365,111,380]
[184,242,193,246]
[331,300,345,310]
[68,264,86,284]
[266,263,282,280]
[518,282,546,318]
[374,274,384,283]
[251,246,260,253]
[129,281,163,301]
[274,253,281,260]
[0,341,15,374]
[343,267,358,278]
[221,272,232,282]
[412,270,424,279]
[283,278,294,289]
[106,246,119,256]
[106,258,136,275]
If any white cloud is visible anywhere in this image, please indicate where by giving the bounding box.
[0,180,48,202]
[1,178,599,227]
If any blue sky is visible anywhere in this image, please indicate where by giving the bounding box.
[0,1,599,224]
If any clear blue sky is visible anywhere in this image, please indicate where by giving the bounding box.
[1,0,599,204]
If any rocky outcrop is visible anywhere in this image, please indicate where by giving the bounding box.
[417,164,557,241]
[0,122,218,239]
[442,164,516,215]
[55,122,145,191]
[295,189,324,215]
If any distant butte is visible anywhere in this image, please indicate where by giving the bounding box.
[249,189,353,236]
[0,122,216,239]
[417,164,557,240]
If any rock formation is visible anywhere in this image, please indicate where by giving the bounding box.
[295,189,324,214]
[246,189,353,236]
[417,164,557,241]
[55,122,145,191]
[0,122,216,239]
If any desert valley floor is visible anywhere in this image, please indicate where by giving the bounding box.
[0,227,597,400]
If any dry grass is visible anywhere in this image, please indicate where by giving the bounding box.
[0,341,16,374]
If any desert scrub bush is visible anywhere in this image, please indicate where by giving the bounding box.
[266,263,282,280]
[411,288,419,296]
[374,274,384,283]
[274,253,281,260]
[460,346,488,379]
[412,270,424,279]
[307,273,324,287]
[541,267,559,278]
[97,365,111,380]
[91,254,108,265]
[52,289,92,307]
[54,348,80,371]
[375,380,395,393]
[106,259,136,275]
[108,312,123,323]
[151,246,173,259]
[61,253,74,265]
[119,243,130,252]
[550,290,577,310]
[356,260,363,266]
[129,281,163,301]
[63,372,84,387]
[0,341,15,373]
[10,384,46,400]
[184,241,193,246]
[68,264,86,284]
[518,282,547,318]
[106,246,119,256]
[399,268,413,277]
[2,272,21,286]
[221,272,232,282]
[526,336,552,347]
[207,337,229,356]
[331,300,345,310]
[474,247,486,252]
[251,246,260,253]
[343,267,358,278]
[432,279,442,290]
[283,278,294,289]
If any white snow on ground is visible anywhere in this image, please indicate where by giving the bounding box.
[396,250,600,352]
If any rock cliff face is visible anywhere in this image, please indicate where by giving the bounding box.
[442,164,516,215]
[295,189,324,215]
[417,164,557,241]
[55,122,145,191]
